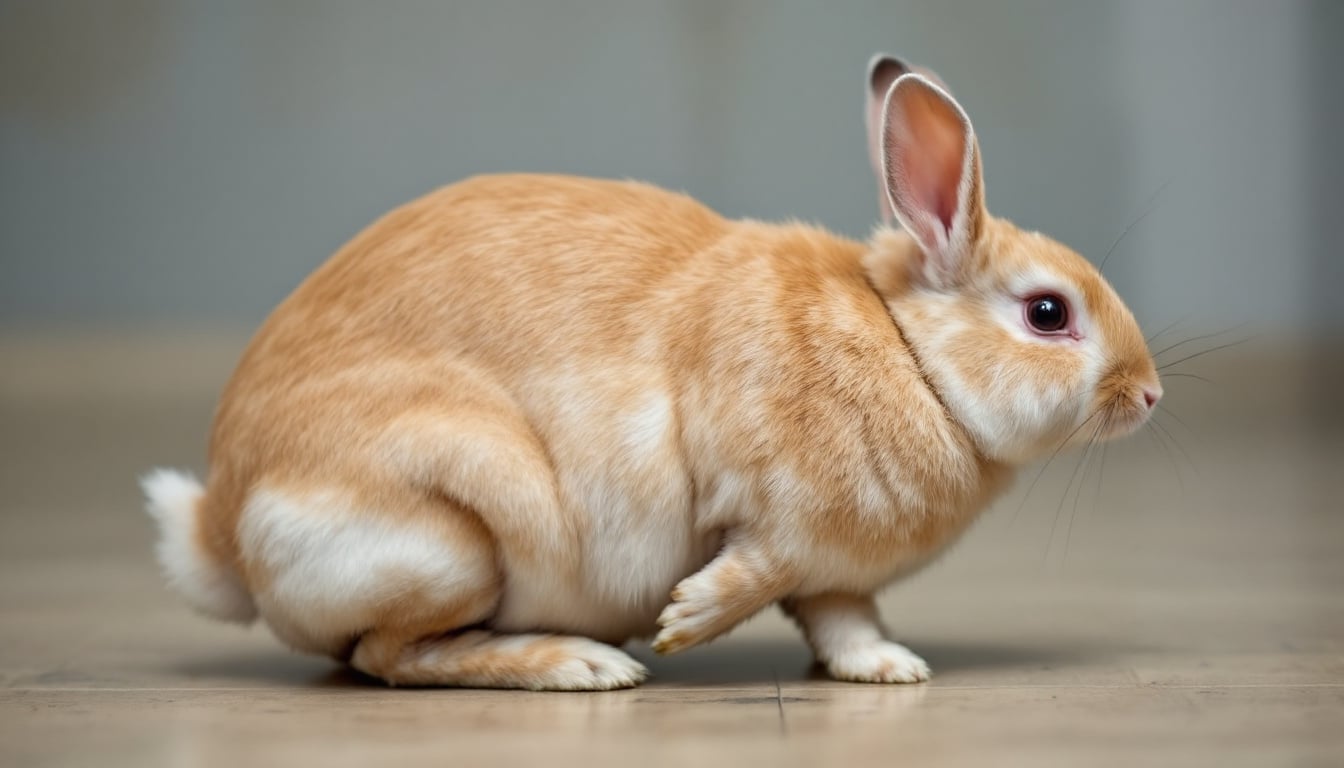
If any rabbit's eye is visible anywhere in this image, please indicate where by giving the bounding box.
[1026,295,1068,333]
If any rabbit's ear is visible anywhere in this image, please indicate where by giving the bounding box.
[879,73,985,288]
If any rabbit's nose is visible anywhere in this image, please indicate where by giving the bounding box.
[1142,387,1162,410]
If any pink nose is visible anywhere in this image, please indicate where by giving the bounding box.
[1143,387,1162,409]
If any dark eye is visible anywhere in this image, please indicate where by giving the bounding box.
[1026,295,1068,333]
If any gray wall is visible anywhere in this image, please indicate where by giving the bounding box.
[0,0,1333,335]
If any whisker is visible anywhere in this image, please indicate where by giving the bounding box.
[1155,403,1201,443]
[1089,442,1109,520]
[1151,321,1248,361]
[1151,413,1200,478]
[1047,419,1104,565]
[1010,409,1099,527]
[1043,450,1089,565]
[1145,421,1185,495]
[1160,372,1215,385]
[1099,177,1174,274]
[1146,315,1190,345]
[1061,421,1106,564]
[1158,337,1252,371]
[1145,318,1188,344]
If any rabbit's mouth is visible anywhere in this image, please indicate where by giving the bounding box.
[1091,365,1162,442]
[1098,388,1159,441]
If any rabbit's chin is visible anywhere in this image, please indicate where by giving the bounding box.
[982,403,1151,467]
[1050,400,1155,457]
[1100,403,1156,442]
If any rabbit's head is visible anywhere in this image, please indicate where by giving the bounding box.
[863,56,1160,464]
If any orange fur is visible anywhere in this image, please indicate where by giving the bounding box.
[145,58,1159,690]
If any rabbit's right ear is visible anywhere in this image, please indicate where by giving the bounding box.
[877,73,985,289]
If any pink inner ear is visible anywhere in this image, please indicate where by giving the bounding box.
[926,177,957,237]
[886,81,969,243]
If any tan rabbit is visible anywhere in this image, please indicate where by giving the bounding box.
[144,55,1161,690]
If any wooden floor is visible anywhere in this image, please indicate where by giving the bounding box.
[1,333,1340,767]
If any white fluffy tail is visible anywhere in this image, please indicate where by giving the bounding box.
[142,468,257,623]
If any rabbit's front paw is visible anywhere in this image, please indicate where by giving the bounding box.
[652,576,725,654]
[652,541,793,654]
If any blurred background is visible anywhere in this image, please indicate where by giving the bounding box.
[2,3,1342,763]
[1,0,1340,338]
[3,0,1340,454]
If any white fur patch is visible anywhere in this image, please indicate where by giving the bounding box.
[696,469,753,532]
[856,468,895,515]
[622,393,673,455]
[763,466,816,509]
[141,468,257,623]
[238,488,490,652]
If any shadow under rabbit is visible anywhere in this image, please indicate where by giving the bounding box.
[169,634,1117,690]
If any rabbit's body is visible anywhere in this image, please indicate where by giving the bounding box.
[146,58,1160,690]
[162,174,1006,662]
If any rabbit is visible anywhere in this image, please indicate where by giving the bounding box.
[143,54,1161,690]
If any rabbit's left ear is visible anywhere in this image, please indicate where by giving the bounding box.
[877,72,986,288]
[865,55,955,225]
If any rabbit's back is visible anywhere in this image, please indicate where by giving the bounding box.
[245,174,729,370]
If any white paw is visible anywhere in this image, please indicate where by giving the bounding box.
[652,576,722,655]
[825,641,931,684]
[531,638,649,691]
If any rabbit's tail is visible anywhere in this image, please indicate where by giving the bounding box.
[141,468,257,623]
